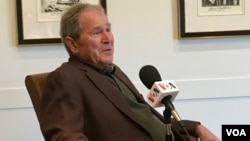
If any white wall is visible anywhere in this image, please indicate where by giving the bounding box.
[1,0,250,140]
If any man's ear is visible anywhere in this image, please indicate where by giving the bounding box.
[65,36,79,54]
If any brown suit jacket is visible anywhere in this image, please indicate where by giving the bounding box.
[40,57,199,141]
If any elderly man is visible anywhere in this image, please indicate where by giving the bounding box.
[40,3,220,141]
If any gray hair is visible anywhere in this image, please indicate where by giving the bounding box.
[60,3,105,54]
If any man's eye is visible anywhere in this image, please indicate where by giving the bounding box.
[93,31,101,35]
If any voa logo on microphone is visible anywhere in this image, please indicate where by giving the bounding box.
[147,81,177,106]
[147,81,173,102]
[222,125,250,141]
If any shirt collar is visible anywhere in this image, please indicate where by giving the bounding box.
[70,55,115,74]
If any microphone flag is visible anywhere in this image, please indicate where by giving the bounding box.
[147,80,179,108]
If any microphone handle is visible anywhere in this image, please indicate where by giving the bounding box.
[161,96,191,141]
[163,104,174,141]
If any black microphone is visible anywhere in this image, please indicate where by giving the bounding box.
[139,65,191,141]
[139,65,162,89]
[139,65,181,121]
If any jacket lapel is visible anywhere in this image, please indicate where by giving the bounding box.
[68,58,162,133]
[85,69,144,125]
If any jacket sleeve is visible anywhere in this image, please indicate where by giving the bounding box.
[40,71,89,141]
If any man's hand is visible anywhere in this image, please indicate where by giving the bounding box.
[196,124,220,141]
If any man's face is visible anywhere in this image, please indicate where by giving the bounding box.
[67,9,114,65]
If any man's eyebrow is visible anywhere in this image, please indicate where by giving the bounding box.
[91,23,111,31]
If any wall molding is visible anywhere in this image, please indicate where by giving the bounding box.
[135,77,250,100]
[1,77,250,109]
[0,87,32,110]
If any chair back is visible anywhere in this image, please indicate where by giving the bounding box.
[25,72,50,122]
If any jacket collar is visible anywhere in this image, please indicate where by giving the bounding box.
[67,56,164,122]
[68,55,115,74]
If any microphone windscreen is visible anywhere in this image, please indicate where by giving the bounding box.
[139,65,162,89]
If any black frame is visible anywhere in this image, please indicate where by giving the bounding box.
[16,0,107,45]
[178,0,250,39]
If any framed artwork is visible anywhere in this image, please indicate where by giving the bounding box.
[178,0,250,39]
[16,0,107,45]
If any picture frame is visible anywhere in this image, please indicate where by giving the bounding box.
[178,0,250,39]
[16,0,107,45]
